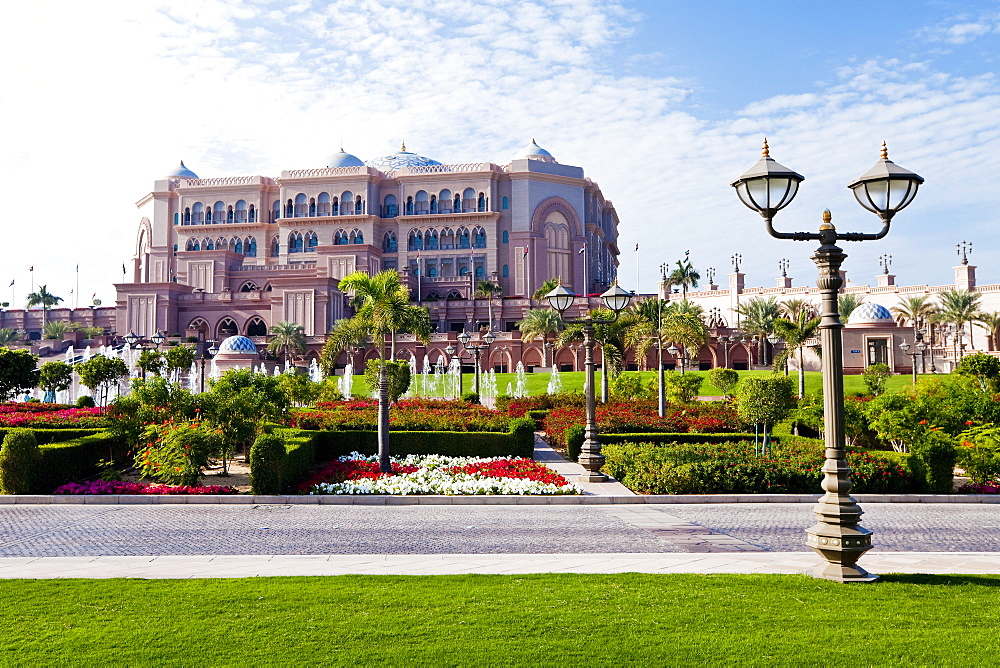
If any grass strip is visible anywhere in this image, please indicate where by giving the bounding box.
[1,573,998,665]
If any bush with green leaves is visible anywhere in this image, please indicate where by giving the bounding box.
[277,372,320,407]
[862,363,892,396]
[735,376,795,453]
[164,344,196,376]
[203,369,290,458]
[38,361,74,397]
[909,429,957,493]
[250,432,286,495]
[107,377,197,448]
[136,350,165,377]
[956,424,1000,485]
[663,372,703,403]
[609,372,651,401]
[706,368,739,399]
[76,395,95,408]
[955,352,1000,392]
[0,428,41,493]
[0,347,38,401]
[363,360,411,403]
[75,355,128,406]
[135,419,220,486]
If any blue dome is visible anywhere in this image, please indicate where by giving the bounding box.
[327,148,365,168]
[365,142,443,172]
[217,335,258,353]
[166,160,199,179]
[847,302,894,325]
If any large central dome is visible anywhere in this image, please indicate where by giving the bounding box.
[365,142,444,172]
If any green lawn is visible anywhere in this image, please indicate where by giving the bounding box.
[353,369,923,398]
[2,574,998,665]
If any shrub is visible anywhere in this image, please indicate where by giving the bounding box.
[135,420,220,486]
[462,392,481,404]
[0,348,38,401]
[363,360,411,403]
[0,428,41,493]
[543,401,741,446]
[610,373,651,401]
[706,368,739,399]
[250,433,286,495]
[955,352,1000,392]
[566,424,585,461]
[909,429,957,493]
[663,372,703,403]
[293,399,509,432]
[956,425,1000,484]
[862,363,892,396]
[734,376,794,453]
[76,395,96,408]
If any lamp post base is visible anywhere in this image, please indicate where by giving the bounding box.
[578,471,610,483]
[806,522,877,582]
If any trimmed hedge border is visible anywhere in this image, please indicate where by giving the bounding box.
[565,428,766,462]
[0,428,105,445]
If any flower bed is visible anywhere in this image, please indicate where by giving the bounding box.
[292,399,510,432]
[301,453,581,495]
[544,401,741,446]
[53,480,238,495]
[956,481,1000,494]
[0,406,107,429]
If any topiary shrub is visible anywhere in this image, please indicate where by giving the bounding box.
[0,428,42,494]
[250,433,286,495]
[76,395,96,408]
[910,429,957,494]
[462,392,481,404]
[566,424,585,462]
[507,417,537,455]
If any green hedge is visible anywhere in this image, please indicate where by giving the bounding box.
[525,410,550,430]
[0,428,104,445]
[566,429,765,461]
[36,432,129,493]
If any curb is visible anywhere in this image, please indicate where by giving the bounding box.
[1,494,998,505]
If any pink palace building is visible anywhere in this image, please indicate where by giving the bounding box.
[115,141,622,370]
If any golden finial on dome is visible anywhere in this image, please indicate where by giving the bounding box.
[880,141,888,160]
[762,138,770,158]
[401,140,407,152]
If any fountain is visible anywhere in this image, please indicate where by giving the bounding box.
[547,366,562,395]
[421,355,431,397]
[405,354,417,397]
[338,362,353,399]
[506,381,513,397]
[308,358,322,383]
[188,362,199,392]
[447,356,461,399]
[514,362,527,398]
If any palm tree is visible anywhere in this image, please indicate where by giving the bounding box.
[320,317,371,375]
[838,293,865,321]
[779,299,815,321]
[0,328,21,346]
[890,295,936,330]
[25,285,63,327]
[518,308,564,367]
[267,321,307,364]
[937,289,983,352]
[476,279,502,331]
[735,296,780,365]
[773,311,821,398]
[667,260,700,299]
[976,311,1000,351]
[532,278,560,301]
[338,270,432,472]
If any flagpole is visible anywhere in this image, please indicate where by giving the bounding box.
[635,243,640,295]
[75,265,79,309]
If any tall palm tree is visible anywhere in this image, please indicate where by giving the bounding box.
[779,298,815,321]
[838,293,865,321]
[667,260,700,299]
[976,311,1000,351]
[476,279,502,331]
[734,296,780,365]
[937,289,983,352]
[338,269,433,472]
[267,321,307,364]
[320,317,371,375]
[532,278,560,301]
[25,285,63,327]
[518,308,564,367]
[890,295,936,330]
[773,311,821,398]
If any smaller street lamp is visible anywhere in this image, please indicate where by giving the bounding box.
[545,280,632,482]
[899,331,928,383]
[199,340,219,393]
[449,329,497,398]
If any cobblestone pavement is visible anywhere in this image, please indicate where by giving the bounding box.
[1,503,998,558]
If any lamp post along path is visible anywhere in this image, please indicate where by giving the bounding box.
[546,280,632,482]
[732,140,923,582]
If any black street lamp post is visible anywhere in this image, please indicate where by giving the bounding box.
[199,339,219,393]
[545,281,632,482]
[447,330,497,398]
[732,139,923,582]
[899,330,928,382]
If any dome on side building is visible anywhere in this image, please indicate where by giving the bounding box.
[846,303,895,326]
[327,147,365,168]
[512,139,556,163]
[166,160,199,179]
[217,335,258,353]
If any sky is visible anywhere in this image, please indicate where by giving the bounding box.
[2,0,1000,307]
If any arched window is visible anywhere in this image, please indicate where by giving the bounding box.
[341,191,355,215]
[305,230,318,252]
[425,291,442,300]
[235,200,247,223]
[317,192,331,216]
[462,188,475,212]
[192,202,204,225]
[174,213,179,226]
[217,318,238,339]
[309,197,317,217]
[205,239,215,251]
[246,317,267,337]
[460,266,469,276]
[475,265,485,279]
[477,192,486,212]
[248,204,256,223]
[335,229,349,245]
[227,205,234,223]
[408,230,423,251]
[439,189,453,213]
[447,290,463,300]
[502,196,509,210]
[430,195,437,214]
[502,230,509,244]
[285,199,293,218]
[271,236,280,257]
[183,207,191,225]
[294,193,308,217]
[350,229,364,244]
[240,281,259,292]
[288,231,303,253]
[214,201,226,223]
[428,265,438,277]
[457,227,471,249]
[187,318,209,338]
[383,194,398,218]
[216,237,227,250]
[205,206,212,224]
[503,264,509,278]
[332,196,339,216]
[355,195,363,215]
[272,200,280,222]
[246,237,257,257]
[234,238,243,254]
[186,238,199,251]
[415,190,428,215]
[406,196,414,215]
[473,226,486,248]
[382,231,398,252]
[453,193,461,212]
[441,227,455,250]
[425,230,438,250]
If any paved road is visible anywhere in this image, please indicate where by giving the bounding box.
[1,503,998,558]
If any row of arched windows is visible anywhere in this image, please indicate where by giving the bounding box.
[189,316,268,339]
[179,201,259,226]
[275,192,366,219]
[184,236,258,256]
[402,226,486,251]
[286,229,365,253]
[382,191,508,218]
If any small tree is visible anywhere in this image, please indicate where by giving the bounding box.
[663,371,703,403]
[164,344,197,377]
[42,320,75,340]
[862,363,892,396]
[0,347,38,401]
[735,376,795,455]
[38,360,74,402]
[955,352,1000,392]
[75,355,128,407]
[136,350,166,377]
[277,372,320,407]
[706,368,739,400]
